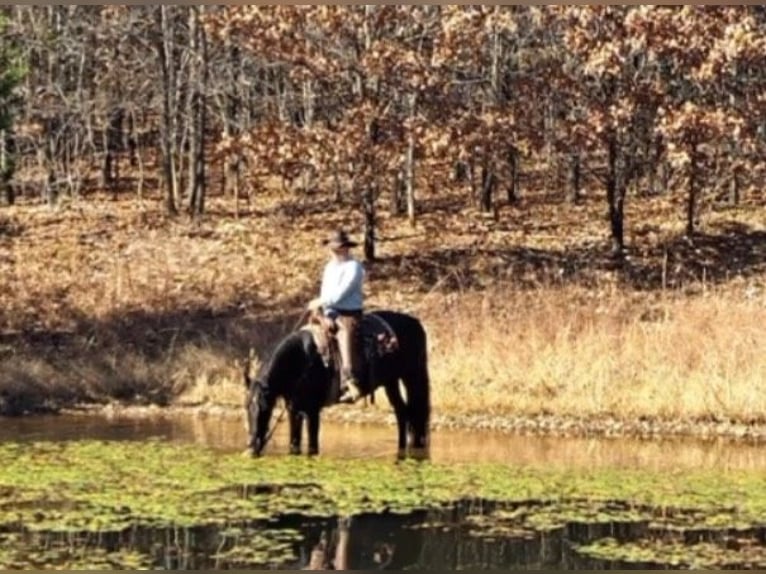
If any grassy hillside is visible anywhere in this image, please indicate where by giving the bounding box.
[1,180,765,436]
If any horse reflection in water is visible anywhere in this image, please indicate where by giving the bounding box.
[245,310,431,457]
[301,514,425,570]
[303,517,350,570]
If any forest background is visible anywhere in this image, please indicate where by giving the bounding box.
[0,6,764,438]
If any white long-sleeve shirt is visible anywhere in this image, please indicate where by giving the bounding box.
[319,258,365,312]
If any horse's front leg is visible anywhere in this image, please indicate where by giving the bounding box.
[384,381,408,452]
[306,410,321,456]
[289,409,303,455]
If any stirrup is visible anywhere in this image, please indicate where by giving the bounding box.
[338,380,362,404]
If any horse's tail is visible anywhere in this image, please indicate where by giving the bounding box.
[407,320,431,448]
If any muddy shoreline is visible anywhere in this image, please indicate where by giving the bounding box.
[58,401,766,445]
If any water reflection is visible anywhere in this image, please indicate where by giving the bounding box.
[0,411,765,473]
[15,500,766,570]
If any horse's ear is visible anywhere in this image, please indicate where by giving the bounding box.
[243,348,256,390]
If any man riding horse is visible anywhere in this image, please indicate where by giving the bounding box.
[245,229,430,455]
[307,229,365,404]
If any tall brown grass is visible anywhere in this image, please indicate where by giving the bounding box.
[421,286,766,422]
[2,195,764,425]
[3,285,763,424]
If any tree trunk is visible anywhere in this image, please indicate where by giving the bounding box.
[44,118,58,207]
[1,130,13,205]
[686,144,698,236]
[332,159,343,204]
[727,140,740,206]
[275,69,288,123]
[362,182,376,262]
[222,37,242,212]
[391,168,405,216]
[1,131,8,201]
[490,9,500,99]
[196,6,208,215]
[188,6,207,217]
[568,152,581,203]
[606,136,625,255]
[729,170,740,206]
[185,6,198,212]
[480,156,495,213]
[405,94,417,226]
[302,78,314,128]
[544,96,558,192]
[647,136,661,195]
[507,145,519,204]
[157,5,178,214]
[102,129,113,192]
[104,107,123,197]
[466,153,476,205]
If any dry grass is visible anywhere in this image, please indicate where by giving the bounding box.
[422,287,766,422]
[1,183,765,423]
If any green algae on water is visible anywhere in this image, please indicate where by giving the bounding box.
[575,536,766,569]
[212,527,304,568]
[0,533,155,570]
[0,439,765,569]
[0,440,765,530]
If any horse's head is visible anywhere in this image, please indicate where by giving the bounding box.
[243,359,274,457]
[242,330,321,456]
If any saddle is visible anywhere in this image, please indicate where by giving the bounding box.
[301,312,399,405]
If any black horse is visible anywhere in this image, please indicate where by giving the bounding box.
[244,310,430,457]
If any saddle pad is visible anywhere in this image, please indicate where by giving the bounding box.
[359,313,399,356]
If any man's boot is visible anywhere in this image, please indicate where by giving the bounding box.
[339,373,362,404]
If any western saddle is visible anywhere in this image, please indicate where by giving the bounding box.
[301,312,399,405]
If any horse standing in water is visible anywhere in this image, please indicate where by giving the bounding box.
[244,310,430,457]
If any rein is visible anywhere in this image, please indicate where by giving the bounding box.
[291,308,311,333]
[260,395,287,451]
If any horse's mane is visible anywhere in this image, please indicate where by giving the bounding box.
[256,329,310,384]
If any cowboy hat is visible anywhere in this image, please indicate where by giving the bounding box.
[322,229,358,249]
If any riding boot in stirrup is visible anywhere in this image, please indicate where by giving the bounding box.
[338,377,362,404]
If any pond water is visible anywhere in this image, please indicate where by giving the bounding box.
[1,412,766,570]
[3,411,766,472]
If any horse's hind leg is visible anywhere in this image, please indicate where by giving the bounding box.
[402,366,431,451]
[307,411,321,456]
[289,410,303,455]
[383,380,408,452]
